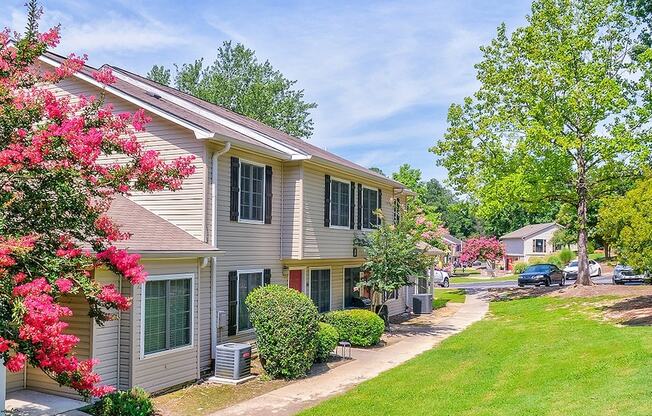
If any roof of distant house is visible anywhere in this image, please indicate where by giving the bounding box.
[500,222,559,240]
[107,196,220,257]
[442,234,463,245]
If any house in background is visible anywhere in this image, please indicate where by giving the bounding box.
[500,222,566,269]
[442,234,464,264]
[4,50,415,408]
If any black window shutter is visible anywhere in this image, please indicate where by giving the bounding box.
[324,175,331,227]
[228,271,237,336]
[230,157,240,222]
[263,269,271,286]
[357,183,363,230]
[377,189,382,226]
[350,182,356,230]
[532,240,536,252]
[264,165,273,224]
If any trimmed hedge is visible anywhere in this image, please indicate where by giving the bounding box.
[315,322,339,362]
[321,309,385,347]
[246,285,319,379]
[513,261,528,274]
[90,387,155,416]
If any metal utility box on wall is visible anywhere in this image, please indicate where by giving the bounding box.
[214,343,252,382]
[412,293,433,315]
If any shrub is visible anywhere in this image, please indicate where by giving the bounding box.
[559,247,573,265]
[321,309,385,347]
[545,254,562,268]
[91,387,155,416]
[513,261,528,274]
[528,257,545,265]
[246,285,319,379]
[315,322,339,362]
[587,241,596,254]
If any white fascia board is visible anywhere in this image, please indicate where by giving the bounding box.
[38,56,214,139]
[111,69,310,160]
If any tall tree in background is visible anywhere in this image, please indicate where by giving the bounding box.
[432,0,652,285]
[147,41,317,139]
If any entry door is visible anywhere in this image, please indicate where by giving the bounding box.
[344,267,361,307]
[310,269,331,313]
[289,269,303,292]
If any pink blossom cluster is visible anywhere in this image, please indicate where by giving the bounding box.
[459,236,505,264]
[97,247,147,284]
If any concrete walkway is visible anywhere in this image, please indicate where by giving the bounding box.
[212,291,489,416]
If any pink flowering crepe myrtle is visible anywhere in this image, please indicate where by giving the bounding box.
[459,236,506,272]
[0,7,195,399]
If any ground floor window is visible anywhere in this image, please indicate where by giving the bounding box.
[143,274,193,355]
[238,270,263,331]
[344,267,361,307]
[310,269,331,313]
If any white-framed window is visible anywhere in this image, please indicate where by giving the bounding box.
[362,186,379,230]
[142,273,194,357]
[310,268,331,313]
[533,239,546,253]
[239,161,265,223]
[330,178,350,228]
[237,270,264,332]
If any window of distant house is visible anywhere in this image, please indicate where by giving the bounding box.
[330,179,350,228]
[238,270,263,331]
[533,239,546,253]
[362,187,379,229]
[143,275,193,356]
[240,162,264,222]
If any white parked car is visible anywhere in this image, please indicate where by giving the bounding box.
[563,259,601,280]
[431,269,450,288]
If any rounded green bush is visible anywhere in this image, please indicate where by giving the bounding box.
[545,254,562,268]
[321,309,385,347]
[315,322,339,362]
[92,387,155,416]
[246,285,319,379]
[559,247,573,265]
[513,261,528,274]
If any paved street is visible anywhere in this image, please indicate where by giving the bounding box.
[451,273,616,289]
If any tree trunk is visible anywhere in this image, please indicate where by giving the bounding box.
[576,152,592,286]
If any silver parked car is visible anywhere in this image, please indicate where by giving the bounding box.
[613,265,650,285]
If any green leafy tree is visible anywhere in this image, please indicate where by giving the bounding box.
[598,176,652,272]
[368,166,386,176]
[431,0,652,285]
[145,64,170,86]
[148,41,317,139]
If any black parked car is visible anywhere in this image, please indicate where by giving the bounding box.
[613,265,650,285]
[518,264,565,287]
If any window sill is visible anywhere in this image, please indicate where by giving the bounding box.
[238,219,265,225]
[236,328,256,336]
[141,344,194,360]
[329,225,351,230]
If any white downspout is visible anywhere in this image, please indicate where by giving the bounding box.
[210,142,231,359]
[0,362,5,412]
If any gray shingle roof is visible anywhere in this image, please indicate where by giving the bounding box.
[500,222,558,240]
[107,196,219,257]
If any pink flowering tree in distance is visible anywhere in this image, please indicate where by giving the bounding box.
[0,2,195,399]
[459,236,505,277]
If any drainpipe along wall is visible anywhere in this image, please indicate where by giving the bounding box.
[210,142,231,359]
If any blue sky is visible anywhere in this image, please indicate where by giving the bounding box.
[3,0,531,182]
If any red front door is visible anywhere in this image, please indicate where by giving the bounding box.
[289,269,303,292]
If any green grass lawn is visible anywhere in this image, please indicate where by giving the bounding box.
[300,296,652,416]
[432,288,466,309]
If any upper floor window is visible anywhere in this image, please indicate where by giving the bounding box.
[362,187,379,229]
[240,162,264,222]
[533,239,546,253]
[330,179,350,228]
[143,274,193,356]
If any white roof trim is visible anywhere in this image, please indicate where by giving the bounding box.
[110,69,311,160]
[38,55,214,139]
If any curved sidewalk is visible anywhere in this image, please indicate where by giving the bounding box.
[212,291,489,416]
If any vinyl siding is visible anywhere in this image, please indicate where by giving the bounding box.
[6,368,24,393]
[25,295,92,399]
[386,287,408,317]
[130,259,201,393]
[93,269,121,390]
[43,74,207,241]
[302,164,396,260]
[281,162,303,259]
[503,238,525,257]
[199,263,213,371]
[207,146,284,344]
[524,226,559,257]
